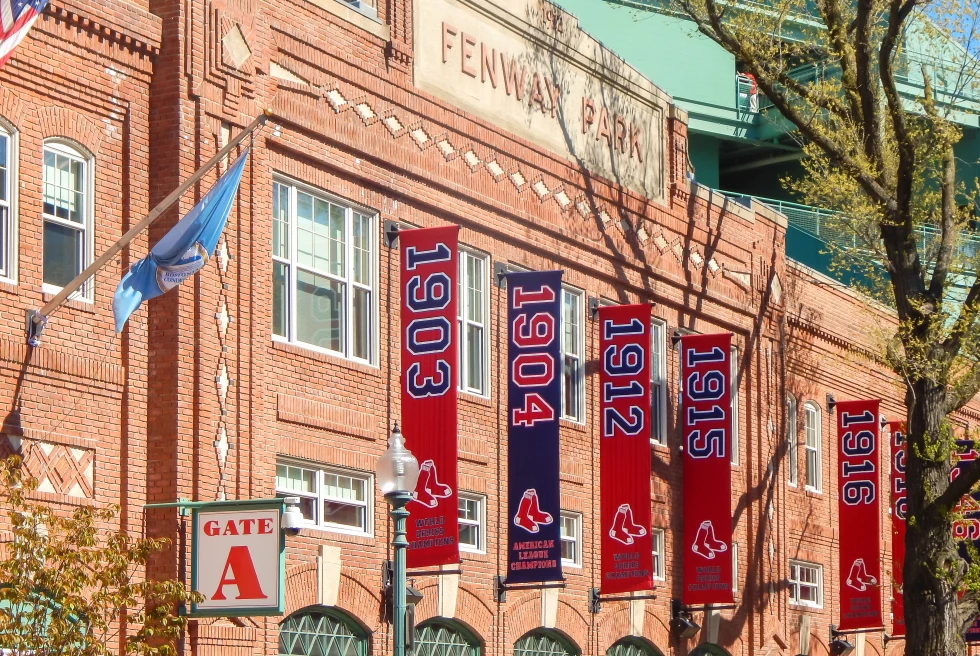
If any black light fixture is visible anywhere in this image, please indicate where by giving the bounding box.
[826,393,837,413]
[829,625,855,656]
[670,599,701,639]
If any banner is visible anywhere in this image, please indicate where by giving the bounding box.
[836,399,882,632]
[889,422,906,638]
[599,304,653,594]
[401,225,460,568]
[506,270,563,583]
[681,333,733,605]
[952,440,980,642]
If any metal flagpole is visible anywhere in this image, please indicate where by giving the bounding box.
[25,110,271,346]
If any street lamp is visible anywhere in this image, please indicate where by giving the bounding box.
[377,422,420,656]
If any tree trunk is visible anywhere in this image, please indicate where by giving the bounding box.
[904,379,968,656]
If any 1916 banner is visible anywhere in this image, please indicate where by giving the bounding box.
[599,304,653,594]
[889,422,907,638]
[507,270,563,583]
[836,399,882,632]
[952,440,980,642]
[681,332,733,605]
[401,225,460,568]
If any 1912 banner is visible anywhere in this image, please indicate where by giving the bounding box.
[836,399,882,632]
[599,304,653,594]
[506,270,563,583]
[401,225,460,568]
[681,332,733,605]
[889,422,906,638]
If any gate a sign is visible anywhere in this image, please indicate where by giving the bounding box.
[191,500,285,616]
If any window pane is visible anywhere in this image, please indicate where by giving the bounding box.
[563,355,580,419]
[560,538,575,562]
[329,203,345,277]
[0,132,7,203]
[459,524,479,548]
[273,262,289,338]
[468,255,484,324]
[353,213,371,285]
[324,473,366,502]
[352,287,371,360]
[297,192,314,268]
[466,324,484,393]
[296,270,344,352]
[43,221,83,288]
[322,501,364,528]
[314,198,331,272]
[651,382,663,443]
[272,183,289,259]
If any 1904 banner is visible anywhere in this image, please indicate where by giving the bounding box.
[599,304,653,594]
[889,422,906,638]
[506,270,563,583]
[680,332,733,605]
[400,225,460,568]
[836,399,882,632]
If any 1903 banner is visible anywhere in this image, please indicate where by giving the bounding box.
[889,422,906,638]
[836,399,882,632]
[599,304,653,594]
[400,225,460,568]
[506,270,563,583]
[680,332,733,605]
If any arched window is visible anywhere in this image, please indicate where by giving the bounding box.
[804,401,822,492]
[786,394,798,486]
[42,140,92,298]
[414,619,481,656]
[514,630,579,656]
[278,607,368,656]
[0,121,15,281]
[689,645,731,656]
[607,637,664,656]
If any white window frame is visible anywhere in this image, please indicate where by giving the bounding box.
[457,492,485,553]
[0,122,17,284]
[730,345,740,465]
[457,248,490,397]
[788,559,823,608]
[275,459,373,537]
[732,541,740,595]
[41,140,94,301]
[561,286,585,423]
[804,401,822,493]
[787,394,798,487]
[650,319,668,446]
[271,177,378,365]
[651,527,666,580]
[559,511,582,568]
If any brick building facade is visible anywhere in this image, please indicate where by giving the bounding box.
[0,0,975,653]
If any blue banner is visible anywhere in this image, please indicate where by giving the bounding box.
[506,270,563,583]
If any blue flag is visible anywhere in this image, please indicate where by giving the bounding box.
[113,149,249,332]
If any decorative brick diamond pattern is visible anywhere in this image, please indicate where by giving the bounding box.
[410,127,430,148]
[486,160,505,179]
[7,438,96,500]
[532,180,550,199]
[354,102,376,123]
[383,115,404,135]
[325,89,347,112]
[437,139,455,159]
[690,248,704,269]
[510,170,526,189]
[463,150,480,168]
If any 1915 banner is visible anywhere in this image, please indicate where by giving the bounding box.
[681,332,733,605]
[401,225,460,568]
[889,422,906,638]
[952,440,980,642]
[507,270,563,583]
[836,399,882,632]
[599,304,653,594]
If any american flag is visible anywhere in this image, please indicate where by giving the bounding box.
[0,0,47,69]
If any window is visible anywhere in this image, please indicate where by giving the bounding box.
[651,528,665,580]
[279,607,368,656]
[560,512,581,567]
[42,141,91,298]
[788,560,823,608]
[650,319,667,445]
[272,180,375,363]
[0,125,13,281]
[458,249,488,396]
[730,346,739,465]
[732,541,739,595]
[275,461,372,535]
[458,493,485,553]
[561,287,584,422]
[607,638,663,656]
[415,619,481,656]
[787,394,798,486]
[514,630,579,656]
[804,402,822,492]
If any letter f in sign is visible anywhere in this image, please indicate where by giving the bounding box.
[211,545,267,600]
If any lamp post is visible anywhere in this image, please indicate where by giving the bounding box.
[376,422,420,656]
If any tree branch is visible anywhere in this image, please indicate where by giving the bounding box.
[933,454,980,516]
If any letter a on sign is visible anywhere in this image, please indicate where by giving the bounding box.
[191,504,285,616]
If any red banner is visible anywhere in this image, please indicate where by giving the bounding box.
[400,225,459,568]
[681,333,733,605]
[889,421,906,638]
[836,399,882,631]
[599,304,653,594]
